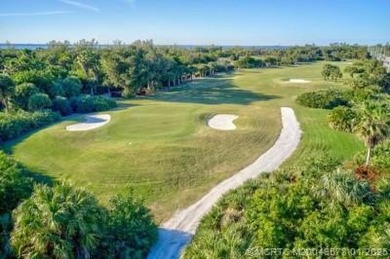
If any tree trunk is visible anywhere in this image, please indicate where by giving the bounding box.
[365,147,371,167]
[2,99,9,113]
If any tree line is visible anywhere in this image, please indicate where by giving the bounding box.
[1,40,371,99]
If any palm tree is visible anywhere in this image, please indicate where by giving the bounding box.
[11,182,104,259]
[356,102,390,166]
[315,169,371,206]
[0,75,15,112]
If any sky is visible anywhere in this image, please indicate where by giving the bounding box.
[0,0,389,45]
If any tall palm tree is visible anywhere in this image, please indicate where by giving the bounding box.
[0,75,15,112]
[356,102,390,166]
[11,182,104,259]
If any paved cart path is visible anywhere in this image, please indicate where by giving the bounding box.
[148,107,302,259]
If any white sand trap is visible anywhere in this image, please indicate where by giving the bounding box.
[208,114,238,130]
[148,107,302,259]
[66,114,111,131]
[288,79,311,83]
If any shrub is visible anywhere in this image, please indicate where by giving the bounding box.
[0,152,33,215]
[11,182,104,258]
[52,96,72,116]
[12,83,40,110]
[0,75,15,112]
[61,76,82,98]
[322,64,343,81]
[296,89,350,109]
[0,111,60,141]
[70,95,95,113]
[98,191,158,258]
[93,96,117,112]
[70,95,116,113]
[185,157,387,257]
[0,152,33,258]
[47,80,64,98]
[28,110,61,128]
[10,183,157,258]
[28,93,52,111]
[328,106,360,132]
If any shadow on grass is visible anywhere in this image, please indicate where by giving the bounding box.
[147,228,193,258]
[153,74,280,105]
[111,101,138,111]
[23,166,54,186]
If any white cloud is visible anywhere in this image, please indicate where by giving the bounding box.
[59,0,100,12]
[0,11,73,17]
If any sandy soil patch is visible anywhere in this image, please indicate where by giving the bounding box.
[148,107,302,259]
[207,114,238,130]
[288,79,311,83]
[66,114,111,131]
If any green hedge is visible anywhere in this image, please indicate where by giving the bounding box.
[52,96,73,116]
[69,95,117,113]
[296,89,350,109]
[0,111,60,141]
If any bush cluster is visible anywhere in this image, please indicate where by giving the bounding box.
[8,182,157,258]
[328,106,359,132]
[184,157,390,258]
[0,152,157,259]
[0,110,60,141]
[296,89,350,109]
[0,152,33,256]
[70,95,117,113]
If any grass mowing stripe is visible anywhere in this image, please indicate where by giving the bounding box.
[4,61,364,221]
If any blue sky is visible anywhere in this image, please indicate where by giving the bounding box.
[0,0,389,45]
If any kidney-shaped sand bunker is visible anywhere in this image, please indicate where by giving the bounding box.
[207,114,238,130]
[66,114,111,131]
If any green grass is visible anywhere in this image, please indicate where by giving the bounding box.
[3,61,364,221]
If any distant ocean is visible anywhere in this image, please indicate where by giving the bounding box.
[0,43,289,50]
[0,44,48,50]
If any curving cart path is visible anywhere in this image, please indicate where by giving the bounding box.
[148,107,302,259]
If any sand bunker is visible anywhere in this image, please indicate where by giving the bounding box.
[288,79,311,83]
[148,107,302,258]
[66,114,111,131]
[208,114,238,130]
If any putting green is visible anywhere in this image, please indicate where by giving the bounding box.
[4,62,364,221]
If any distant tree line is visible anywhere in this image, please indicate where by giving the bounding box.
[0,40,372,141]
[0,40,371,100]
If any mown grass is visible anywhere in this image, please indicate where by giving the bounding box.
[3,61,364,221]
